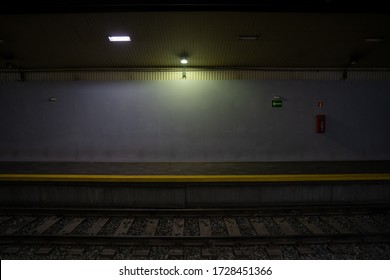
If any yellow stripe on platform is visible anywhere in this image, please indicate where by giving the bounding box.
[0,173,390,183]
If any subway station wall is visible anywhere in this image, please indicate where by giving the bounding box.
[0,80,390,162]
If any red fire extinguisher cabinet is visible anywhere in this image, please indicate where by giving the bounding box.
[316,114,326,133]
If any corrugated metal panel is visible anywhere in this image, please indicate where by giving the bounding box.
[348,70,390,80]
[0,71,21,81]
[1,69,390,81]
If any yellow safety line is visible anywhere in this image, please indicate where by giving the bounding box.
[0,173,390,183]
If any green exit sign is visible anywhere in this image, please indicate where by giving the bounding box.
[272,99,282,108]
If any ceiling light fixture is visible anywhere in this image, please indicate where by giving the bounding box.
[180,58,188,64]
[364,37,385,43]
[238,35,259,41]
[108,36,131,42]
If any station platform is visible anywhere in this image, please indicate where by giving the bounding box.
[1,161,390,208]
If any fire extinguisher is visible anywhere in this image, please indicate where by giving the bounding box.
[316,114,326,133]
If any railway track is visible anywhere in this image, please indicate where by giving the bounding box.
[1,206,389,258]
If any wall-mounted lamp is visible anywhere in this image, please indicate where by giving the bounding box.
[180,57,188,79]
[342,56,359,80]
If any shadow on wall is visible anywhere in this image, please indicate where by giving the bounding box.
[324,115,372,160]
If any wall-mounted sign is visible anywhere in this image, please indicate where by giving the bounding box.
[272,99,282,108]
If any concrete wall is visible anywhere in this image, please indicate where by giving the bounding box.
[1,182,389,208]
[0,80,390,162]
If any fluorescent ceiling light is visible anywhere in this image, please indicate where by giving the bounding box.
[180,59,188,64]
[238,35,259,40]
[364,37,385,42]
[108,36,131,42]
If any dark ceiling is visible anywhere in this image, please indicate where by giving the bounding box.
[0,0,389,70]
